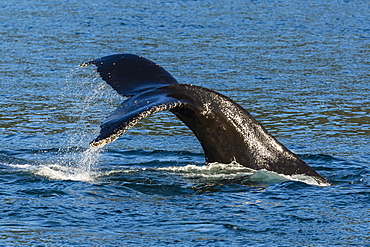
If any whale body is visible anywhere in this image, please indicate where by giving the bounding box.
[81,54,329,185]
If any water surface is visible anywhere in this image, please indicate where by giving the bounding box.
[1,0,369,246]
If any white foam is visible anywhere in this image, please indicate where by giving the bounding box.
[156,162,255,183]
[249,169,331,186]
[158,161,254,174]
[157,162,331,186]
[6,148,103,182]
[285,173,331,187]
[8,164,33,169]
[33,164,96,182]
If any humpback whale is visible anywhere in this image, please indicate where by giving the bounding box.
[81,54,329,185]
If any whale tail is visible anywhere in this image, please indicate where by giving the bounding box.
[82,54,329,185]
[81,54,178,96]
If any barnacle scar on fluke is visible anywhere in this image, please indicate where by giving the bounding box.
[81,54,329,185]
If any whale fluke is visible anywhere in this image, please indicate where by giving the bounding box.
[83,54,329,185]
[89,87,185,147]
[81,54,178,96]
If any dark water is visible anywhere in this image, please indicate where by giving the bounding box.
[1,0,369,245]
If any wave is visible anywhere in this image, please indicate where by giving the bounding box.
[156,162,331,187]
[1,148,102,182]
[0,150,357,187]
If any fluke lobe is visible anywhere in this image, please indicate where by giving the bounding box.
[81,54,329,185]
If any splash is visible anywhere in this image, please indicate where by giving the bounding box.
[158,161,254,175]
[157,162,331,186]
[28,65,118,182]
[157,162,255,184]
[41,65,116,181]
[4,147,103,182]
[248,169,331,186]
[34,147,103,182]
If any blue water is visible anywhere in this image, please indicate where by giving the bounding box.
[1,0,369,245]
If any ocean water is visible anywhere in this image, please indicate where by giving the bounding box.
[1,0,369,246]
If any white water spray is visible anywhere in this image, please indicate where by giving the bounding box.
[33,147,102,181]
[30,65,120,181]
